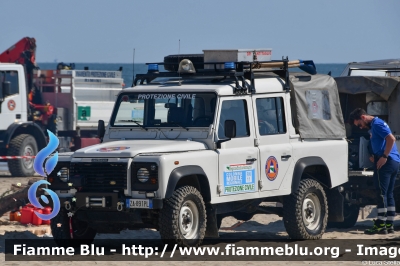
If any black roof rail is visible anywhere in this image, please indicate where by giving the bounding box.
[134,57,314,93]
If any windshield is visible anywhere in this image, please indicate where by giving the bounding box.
[111,92,217,128]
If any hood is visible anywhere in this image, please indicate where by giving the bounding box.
[72,139,208,158]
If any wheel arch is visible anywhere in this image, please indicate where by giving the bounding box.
[165,165,211,203]
[291,157,332,192]
[2,122,46,150]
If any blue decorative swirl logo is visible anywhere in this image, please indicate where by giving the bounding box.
[28,130,61,220]
[34,130,59,177]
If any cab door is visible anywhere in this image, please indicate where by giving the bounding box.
[217,96,260,200]
[0,70,23,128]
[252,93,293,192]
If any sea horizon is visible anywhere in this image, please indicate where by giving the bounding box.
[37,62,348,88]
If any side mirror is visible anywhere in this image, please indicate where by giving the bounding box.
[215,120,236,149]
[224,120,236,138]
[97,120,105,142]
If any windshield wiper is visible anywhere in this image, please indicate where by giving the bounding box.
[132,121,148,131]
[118,120,148,131]
[171,122,189,131]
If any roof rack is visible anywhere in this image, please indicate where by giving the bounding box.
[133,57,316,93]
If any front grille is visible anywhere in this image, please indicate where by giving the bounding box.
[70,162,127,191]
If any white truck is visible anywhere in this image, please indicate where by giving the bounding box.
[0,64,123,176]
[0,37,124,177]
[48,50,349,247]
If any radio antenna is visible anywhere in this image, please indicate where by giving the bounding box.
[131,48,135,87]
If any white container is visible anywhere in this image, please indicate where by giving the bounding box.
[203,49,272,69]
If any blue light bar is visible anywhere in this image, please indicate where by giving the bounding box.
[298,60,317,75]
[148,64,159,72]
[224,62,235,70]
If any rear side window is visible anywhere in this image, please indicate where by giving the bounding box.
[305,90,331,120]
[256,97,286,135]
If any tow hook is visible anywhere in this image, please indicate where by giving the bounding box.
[65,201,72,211]
[117,202,124,211]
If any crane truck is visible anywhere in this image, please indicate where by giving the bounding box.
[0,37,124,177]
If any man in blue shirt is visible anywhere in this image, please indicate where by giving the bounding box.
[349,108,400,234]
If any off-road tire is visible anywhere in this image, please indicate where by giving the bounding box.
[51,209,97,247]
[163,54,204,72]
[327,204,359,229]
[283,178,328,239]
[7,134,38,177]
[159,186,206,247]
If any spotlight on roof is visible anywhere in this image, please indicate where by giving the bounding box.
[178,59,196,74]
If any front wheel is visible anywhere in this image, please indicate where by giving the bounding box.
[283,179,328,239]
[7,134,38,177]
[159,186,206,247]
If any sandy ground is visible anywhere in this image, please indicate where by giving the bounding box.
[0,166,397,266]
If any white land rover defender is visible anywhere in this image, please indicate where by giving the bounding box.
[48,50,348,247]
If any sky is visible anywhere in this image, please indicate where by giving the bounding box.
[1,0,399,64]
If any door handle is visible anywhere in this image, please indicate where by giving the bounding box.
[246,158,257,164]
[281,155,291,159]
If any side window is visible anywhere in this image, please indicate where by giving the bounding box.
[0,71,19,96]
[256,97,286,135]
[305,90,331,120]
[218,99,250,139]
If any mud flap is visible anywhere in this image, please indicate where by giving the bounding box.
[326,187,344,222]
[205,204,219,238]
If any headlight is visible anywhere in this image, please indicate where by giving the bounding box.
[57,167,69,182]
[137,168,150,183]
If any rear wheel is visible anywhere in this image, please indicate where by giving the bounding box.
[283,179,328,239]
[7,134,38,177]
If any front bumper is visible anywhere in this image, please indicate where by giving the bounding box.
[59,192,163,211]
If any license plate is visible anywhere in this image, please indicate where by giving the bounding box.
[126,199,152,209]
